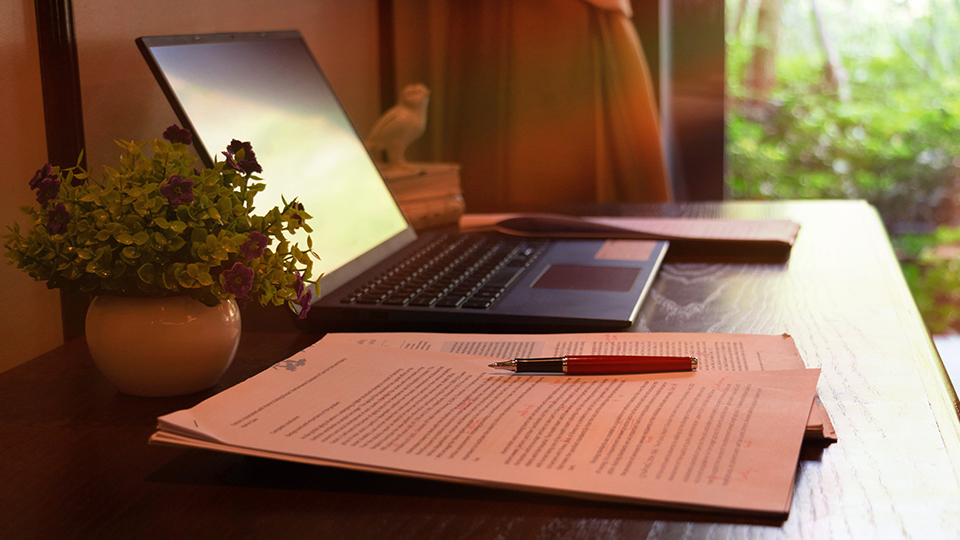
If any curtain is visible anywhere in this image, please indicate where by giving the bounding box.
[394,0,671,212]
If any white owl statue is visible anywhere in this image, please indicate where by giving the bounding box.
[365,84,430,173]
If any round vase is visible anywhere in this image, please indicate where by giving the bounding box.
[85,295,241,397]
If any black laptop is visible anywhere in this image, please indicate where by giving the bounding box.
[136,31,667,331]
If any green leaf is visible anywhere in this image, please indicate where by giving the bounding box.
[64,265,82,280]
[154,217,170,229]
[116,232,135,245]
[85,259,105,275]
[191,227,207,244]
[161,268,176,290]
[122,246,140,260]
[175,264,196,288]
[168,236,186,252]
[176,205,195,222]
[169,220,187,233]
[96,246,112,265]
[206,234,228,260]
[151,232,168,248]
[218,197,233,216]
[197,271,214,286]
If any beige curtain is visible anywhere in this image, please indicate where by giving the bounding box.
[394,0,671,212]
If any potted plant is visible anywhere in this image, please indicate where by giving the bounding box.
[3,125,319,396]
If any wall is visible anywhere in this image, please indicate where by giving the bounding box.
[0,0,64,373]
[0,0,381,373]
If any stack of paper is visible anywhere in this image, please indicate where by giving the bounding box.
[152,332,828,515]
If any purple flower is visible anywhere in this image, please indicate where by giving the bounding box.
[159,174,194,208]
[162,124,193,145]
[291,271,312,319]
[296,288,313,320]
[46,203,70,235]
[239,231,270,261]
[29,163,53,190]
[35,176,61,206]
[293,270,305,297]
[222,262,254,300]
[222,139,263,175]
[285,202,306,228]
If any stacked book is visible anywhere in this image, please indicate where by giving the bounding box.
[381,163,464,231]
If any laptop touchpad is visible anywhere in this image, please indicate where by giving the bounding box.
[532,265,641,292]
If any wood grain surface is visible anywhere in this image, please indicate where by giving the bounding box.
[2,200,958,539]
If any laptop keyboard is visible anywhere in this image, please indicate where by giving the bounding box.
[340,234,550,309]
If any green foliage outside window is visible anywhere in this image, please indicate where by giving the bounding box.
[725,0,960,333]
[727,43,960,228]
[896,228,960,334]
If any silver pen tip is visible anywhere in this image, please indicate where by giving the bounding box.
[489,360,516,371]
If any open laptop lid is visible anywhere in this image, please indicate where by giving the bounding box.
[136,31,416,296]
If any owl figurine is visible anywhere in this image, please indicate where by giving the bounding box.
[365,84,430,172]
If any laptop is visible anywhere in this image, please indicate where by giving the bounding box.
[136,31,667,331]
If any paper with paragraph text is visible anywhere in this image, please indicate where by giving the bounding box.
[322,331,835,440]
[154,341,820,514]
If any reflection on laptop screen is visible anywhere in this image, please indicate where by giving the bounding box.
[145,36,409,285]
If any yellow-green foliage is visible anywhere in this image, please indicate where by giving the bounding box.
[4,128,320,317]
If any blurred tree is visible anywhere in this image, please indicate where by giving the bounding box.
[729,0,750,36]
[810,0,849,100]
[744,0,784,118]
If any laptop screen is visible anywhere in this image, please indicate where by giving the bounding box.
[138,32,413,294]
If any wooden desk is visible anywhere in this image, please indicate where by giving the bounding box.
[2,200,959,539]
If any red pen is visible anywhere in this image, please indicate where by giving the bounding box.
[488,355,698,375]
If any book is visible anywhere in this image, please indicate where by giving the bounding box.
[382,163,462,202]
[152,334,823,515]
[381,163,464,230]
[397,193,466,231]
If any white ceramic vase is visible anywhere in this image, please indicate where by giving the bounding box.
[85,295,241,397]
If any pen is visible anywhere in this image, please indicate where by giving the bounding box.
[488,355,698,375]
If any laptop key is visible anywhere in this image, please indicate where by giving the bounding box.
[435,295,466,307]
[408,296,438,306]
[484,265,524,289]
[462,298,493,309]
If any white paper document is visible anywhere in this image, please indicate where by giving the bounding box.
[153,340,820,514]
[322,331,835,440]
